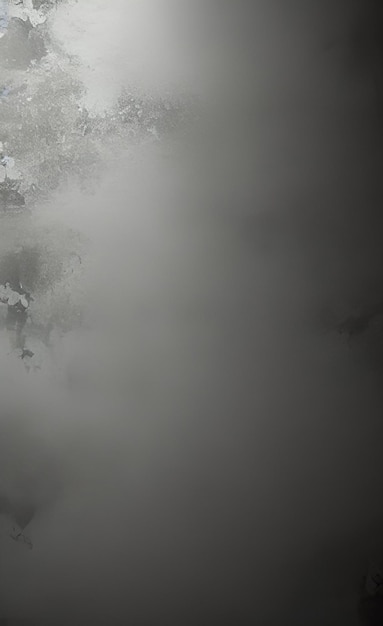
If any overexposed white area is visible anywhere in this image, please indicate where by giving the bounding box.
[50,0,213,111]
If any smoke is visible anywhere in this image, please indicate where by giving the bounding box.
[50,0,215,109]
[1,1,383,624]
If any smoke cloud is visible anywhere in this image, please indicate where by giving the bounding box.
[1,1,383,624]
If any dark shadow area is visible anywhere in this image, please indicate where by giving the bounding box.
[0,18,46,70]
[0,180,25,213]
[0,246,41,292]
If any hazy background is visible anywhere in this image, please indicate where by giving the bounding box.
[1,1,383,624]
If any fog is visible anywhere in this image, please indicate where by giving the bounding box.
[1,1,383,624]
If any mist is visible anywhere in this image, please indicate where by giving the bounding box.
[1,1,383,624]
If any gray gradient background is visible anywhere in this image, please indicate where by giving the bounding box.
[1,1,383,624]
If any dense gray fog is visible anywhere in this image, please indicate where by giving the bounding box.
[1,1,383,624]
